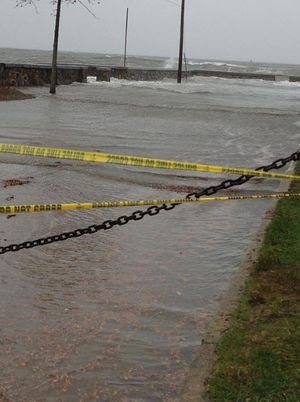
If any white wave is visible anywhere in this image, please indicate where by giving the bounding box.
[164,57,178,69]
[87,76,97,83]
[89,77,211,94]
[273,80,300,87]
[188,61,247,69]
[253,68,285,75]
[88,74,300,95]
[87,76,123,88]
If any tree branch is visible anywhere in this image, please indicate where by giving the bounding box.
[77,0,98,19]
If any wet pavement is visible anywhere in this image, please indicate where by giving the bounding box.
[0,76,299,401]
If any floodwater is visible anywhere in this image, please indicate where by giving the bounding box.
[0,75,299,401]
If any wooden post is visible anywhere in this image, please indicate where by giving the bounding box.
[177,0,185,83]
[50,0,62,94]
[124,8,129,68]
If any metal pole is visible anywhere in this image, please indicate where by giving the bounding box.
[50,0,62,94]
[124,8,129,68]
[177,0,185,83]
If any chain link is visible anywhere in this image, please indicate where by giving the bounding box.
[1,150,299,255]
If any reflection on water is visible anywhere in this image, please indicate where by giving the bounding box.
[0,76,299,401]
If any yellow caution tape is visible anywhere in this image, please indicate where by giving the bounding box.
[1,193,299,214]
[0,143,299,181]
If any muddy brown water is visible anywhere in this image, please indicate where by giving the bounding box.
[0,77,299,401]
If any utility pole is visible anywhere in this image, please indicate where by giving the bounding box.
[124,8,129,68]
[50,0,62,94]
[177,0,185,83]
[184,52,188,81]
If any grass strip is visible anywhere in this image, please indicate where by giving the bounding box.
[208,161,300,402]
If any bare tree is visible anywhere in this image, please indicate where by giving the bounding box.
[17,0,100,94]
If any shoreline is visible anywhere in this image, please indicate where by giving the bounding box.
[1,63,300,88]
[181,164,296,402]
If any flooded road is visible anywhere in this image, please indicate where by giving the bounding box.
[0,76,299,401]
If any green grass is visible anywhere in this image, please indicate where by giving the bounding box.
[208,162,300,402]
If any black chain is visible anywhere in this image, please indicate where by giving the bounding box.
[1,150,299,255]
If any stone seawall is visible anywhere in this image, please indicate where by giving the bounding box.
[0,63,85,87]
[125,68,279,82]
[0,63,299,87]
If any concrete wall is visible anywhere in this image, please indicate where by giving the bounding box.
[0,63,299,87]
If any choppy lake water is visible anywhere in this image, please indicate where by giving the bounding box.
[2,47,300,76]
[0,65,299,401]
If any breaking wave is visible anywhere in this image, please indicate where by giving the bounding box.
[87,76,211,94]
[188,61,247,69]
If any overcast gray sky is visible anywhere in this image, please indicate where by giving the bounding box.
[1,0,300,63]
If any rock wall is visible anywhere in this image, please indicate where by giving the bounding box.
[0,63,299,87]
[0,64,85,87]
[123,68,278,82]
[289,75,300,82]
